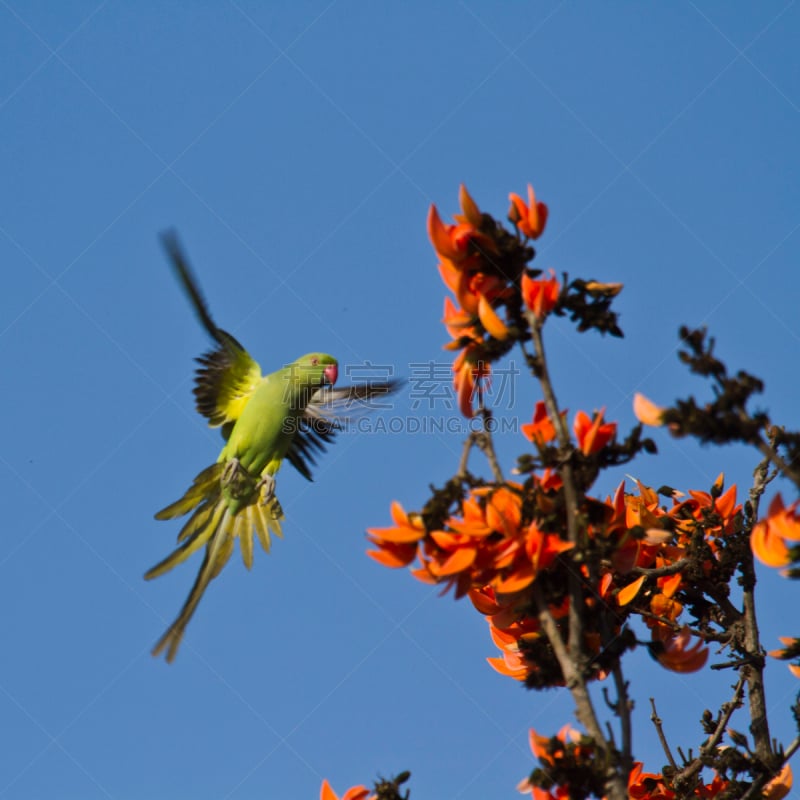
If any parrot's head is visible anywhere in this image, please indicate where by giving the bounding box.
[293,353,338,388]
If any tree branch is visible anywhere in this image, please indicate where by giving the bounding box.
[649,697,678,771]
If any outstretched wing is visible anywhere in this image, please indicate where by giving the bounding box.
[161,230,262,428]
[285,379,402,481]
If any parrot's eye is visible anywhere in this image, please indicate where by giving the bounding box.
[310,357,319,366]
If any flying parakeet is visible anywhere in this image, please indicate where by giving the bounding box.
[147,232,399,662]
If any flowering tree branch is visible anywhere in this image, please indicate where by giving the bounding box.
[332,183,799,800]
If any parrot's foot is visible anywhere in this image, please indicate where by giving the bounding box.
[256,474,276,505]
[221,458,256,501]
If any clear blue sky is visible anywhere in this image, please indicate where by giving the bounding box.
[2,2,799,798]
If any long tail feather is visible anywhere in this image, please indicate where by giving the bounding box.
[155,463,225,520]
[239,507,254,570]
[144,502,224,580]
[148,459,285,662]
[150,517,230,663]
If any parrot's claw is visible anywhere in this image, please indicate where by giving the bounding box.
[256,474,276,505]
[221,458,242,485]
[221,458,255,501]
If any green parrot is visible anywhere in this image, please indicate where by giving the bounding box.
[147,231,398,662]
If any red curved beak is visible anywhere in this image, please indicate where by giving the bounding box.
[324,364,338,385]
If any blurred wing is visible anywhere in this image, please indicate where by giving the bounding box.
[161,229,263,428]
[285,379,402,481]
[194,341,262,428]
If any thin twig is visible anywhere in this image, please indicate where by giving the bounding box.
[475,415,504,483]
[675,676,746,787]
[649,698,678,771]
[457,432,477,479]
[631,560,691,578]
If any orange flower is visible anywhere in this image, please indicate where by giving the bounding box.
[751,494,800,568]
[509,184,548,239]
[366,502,425,568]
[477,293,510,339]
[521,269,560,319]
[654,626,708,673]
[628,763,675,799]
[427,530,479,578]
[446,494,494,537]
[584,280,623,297]
[452,345,490,418]
[442,296,480,344]
[455,183,482,227]
[521,401,560,447]
[763,763,793,800]
[768,637,800,678]
[573,408,617,455]
[320,779,374,800]
[536,467,563,492]
[519,726,600,799]
[438,261,507,317]
[633,393,665,426]
[527,524,575,575]
[469,585,523,629]
[667,475,741,543]
[484,487,523,538]
[428,186,495,267]
[427,205,480,266]
[492,523,574,594]
[486,617,542,681]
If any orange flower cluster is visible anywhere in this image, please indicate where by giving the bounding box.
[430,186,503,418]
[521,745,789,800]
[368,486,574,602]
[608,476,741,672]
[751,493,800,568]
[628,763,731,799]
[470,586,563,683]
[518,725,602,800]
[429,184,554,417]
[368,405,745,681]
[521,400,617,456]
[628,761,792,799]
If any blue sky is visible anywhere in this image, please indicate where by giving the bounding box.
[2,2,799,798]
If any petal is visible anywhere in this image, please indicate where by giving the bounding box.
[321,780,339,800]
[633,393,665,426]
[431,546,477,577]
[478,294,510,339]
[763,764,792,800]
[617,575,645,606]
[660,572,682,599]
[342,788,371,800]
[366,524,424,544]
[751,520,792,568]
[459,184,482,227]
[495,562,535,594]
[427,205,458,260]
[366,541,417,568]
[486,656,527,680]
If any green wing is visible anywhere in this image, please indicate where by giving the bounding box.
[161,230,262,429]
[285,379,402,481]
